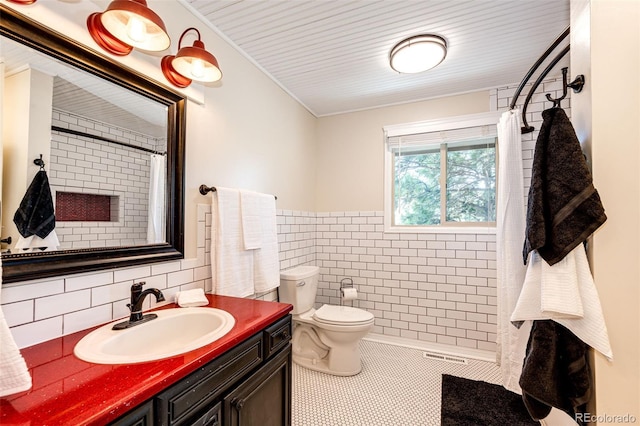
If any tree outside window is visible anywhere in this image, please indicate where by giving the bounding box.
[384,112,501,232]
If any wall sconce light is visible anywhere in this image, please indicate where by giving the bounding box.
[389,34,447,74]
[87,0,170,56]
[161,28,222,88]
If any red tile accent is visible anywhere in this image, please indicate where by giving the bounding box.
[56,192,111,221]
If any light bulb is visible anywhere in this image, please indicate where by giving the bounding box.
[191,58,205,79]
[126,16,146,43]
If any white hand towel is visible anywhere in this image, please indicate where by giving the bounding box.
[177,288,209,307]
[540,247,584,318]
[211,188,255,297]
[0,260,32,397]
[253,193,280,293]
[240,190,263,250]
[511,246,613,359]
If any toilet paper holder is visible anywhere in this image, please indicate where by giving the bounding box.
[340,278,355,305]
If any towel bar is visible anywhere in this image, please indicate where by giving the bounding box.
[199,185,277,200]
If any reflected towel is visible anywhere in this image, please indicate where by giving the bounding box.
[211,188,254,297]
[511,246,613,359]
[0,260,32,397]
[177,288,209,307]
[13,170,56,239]
[252,193,279,294]
[14,230,60,252]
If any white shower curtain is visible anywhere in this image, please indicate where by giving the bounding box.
[147,154,166,244]
[496,109,531,394]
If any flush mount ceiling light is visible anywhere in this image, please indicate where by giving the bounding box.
[87,0,170,56]
[390,34,447,74]
[161,27,222,88]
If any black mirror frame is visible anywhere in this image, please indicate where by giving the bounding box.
[1,5,185,284]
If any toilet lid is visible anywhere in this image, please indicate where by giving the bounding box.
[313,305,374,325]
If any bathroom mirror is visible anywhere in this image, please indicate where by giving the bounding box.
[0,5,185,284]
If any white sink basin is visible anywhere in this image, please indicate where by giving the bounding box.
[74,308,236,364]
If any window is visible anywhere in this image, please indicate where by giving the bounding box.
[384,112,501,232]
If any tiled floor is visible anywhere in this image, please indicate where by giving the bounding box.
[292,339,501,426]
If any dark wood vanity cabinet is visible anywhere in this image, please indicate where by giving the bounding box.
[110,315,292,426]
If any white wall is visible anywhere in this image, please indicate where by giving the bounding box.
[588,0,640,419]
[315,91,489,212]
[2,67,53,242]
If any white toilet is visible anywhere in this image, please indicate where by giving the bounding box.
[279,265,374,376]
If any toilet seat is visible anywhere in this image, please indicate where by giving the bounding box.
[312,304,374,326]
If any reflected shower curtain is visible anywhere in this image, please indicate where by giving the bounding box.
[147,154,166,244]
[496,110,531,394]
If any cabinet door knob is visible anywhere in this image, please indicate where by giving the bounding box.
[232,397,245,411]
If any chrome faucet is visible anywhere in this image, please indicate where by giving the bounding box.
[112,282,165,330]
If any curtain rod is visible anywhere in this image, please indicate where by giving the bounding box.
[51,125,166,155]
[509,26,585,134]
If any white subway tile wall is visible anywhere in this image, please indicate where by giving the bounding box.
[1,204,309,348]
[315,211,497,351]
[49,109,166,249]
[2,78,568,352]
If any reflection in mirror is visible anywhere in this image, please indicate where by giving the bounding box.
[2,35,169,251]
[0,5,185,284]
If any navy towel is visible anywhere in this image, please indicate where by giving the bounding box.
[13,170,56,239]
[523,108,606,266]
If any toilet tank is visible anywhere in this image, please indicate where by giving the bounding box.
[279,265,319,315]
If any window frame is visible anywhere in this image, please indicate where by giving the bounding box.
[383,111,502,234]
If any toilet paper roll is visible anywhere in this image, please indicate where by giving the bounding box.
[341,287,358,301]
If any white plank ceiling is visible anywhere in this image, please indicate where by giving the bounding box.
[185,0,571,116]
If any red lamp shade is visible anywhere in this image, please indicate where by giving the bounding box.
[162,28,222,88]
[87,0,170,56]
[6,0,37,4]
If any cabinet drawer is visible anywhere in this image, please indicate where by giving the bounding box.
[156,334,263,426]
[263,315,291,359]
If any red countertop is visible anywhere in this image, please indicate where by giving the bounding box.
[0,294,292,426]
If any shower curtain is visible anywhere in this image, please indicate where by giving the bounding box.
[147,154,166,244]
[496,109,531,394]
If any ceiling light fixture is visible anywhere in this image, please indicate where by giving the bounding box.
[390,34,447,74]
[161,28,222,88]
[87,0,170,56]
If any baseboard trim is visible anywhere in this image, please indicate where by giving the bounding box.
[363,333,497,363]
